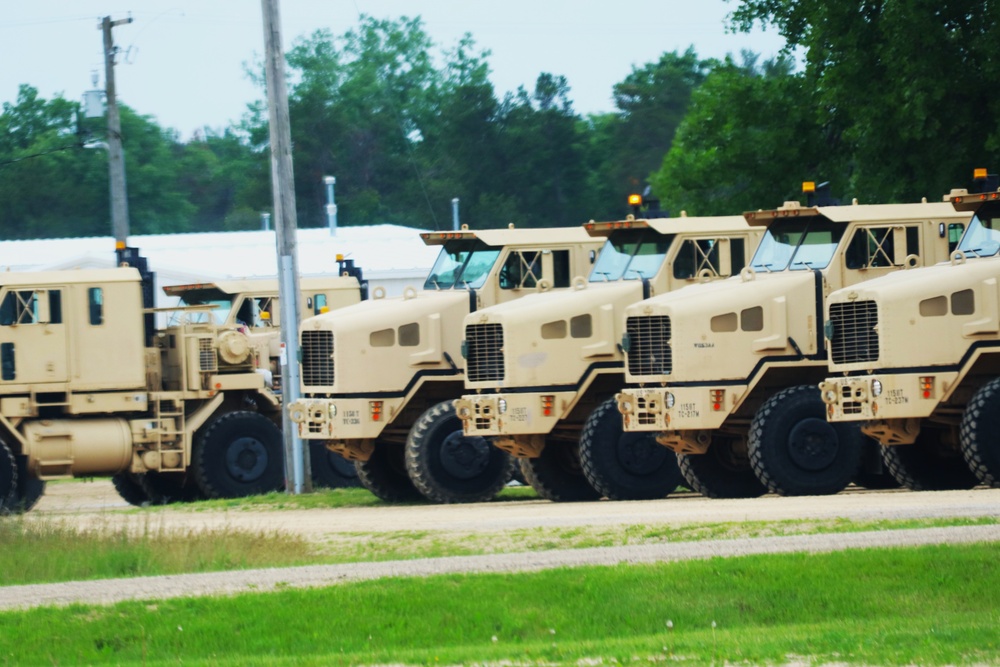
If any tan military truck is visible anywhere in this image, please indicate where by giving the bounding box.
[819,175,1000,490]
[0,247,365,513]
[615,183,970,498]
[453,213,763,501]
[287,226,603,503]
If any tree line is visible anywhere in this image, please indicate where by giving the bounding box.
[1,2,998,240]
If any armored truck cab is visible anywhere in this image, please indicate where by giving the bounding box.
[287,226,603,503]
[820,183,1000,490]
[160,272,368,491]
[616,187,968,498]
[453,214,762,501]
[0,255,366,513]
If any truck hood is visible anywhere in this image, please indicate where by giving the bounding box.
[625,271,823,383]
[827,256,1000,370]
[464,282,643,388]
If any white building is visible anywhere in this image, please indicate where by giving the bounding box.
[0,225,440,305]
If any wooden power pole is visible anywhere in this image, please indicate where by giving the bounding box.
[101,15,132,246]
[260,0,311,493]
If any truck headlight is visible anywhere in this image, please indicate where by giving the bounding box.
[497,398,507,414]
[665,392,675,408]
[871,379,883,397]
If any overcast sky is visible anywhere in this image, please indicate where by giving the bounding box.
[0,1,788,139]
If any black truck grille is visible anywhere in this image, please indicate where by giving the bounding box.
[829,300,879,365]
[465,323,505,382]
[301,330,335,386]
[626,315,672,376]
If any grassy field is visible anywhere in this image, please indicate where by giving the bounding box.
[3,514,996,586]
[0,543,997,665]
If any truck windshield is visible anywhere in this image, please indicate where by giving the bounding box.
[750,217,844,272]
[171,287,235,325]
[956,214,1000,258]
[423,240,501,290]
[589,228,673,281]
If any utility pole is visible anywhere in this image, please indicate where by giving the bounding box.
[100,15,133,246]
[261,0,310,494]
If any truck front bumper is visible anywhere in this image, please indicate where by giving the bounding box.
[818,372,956,422]
[287,396,404,440]
[454,391,575,436]
[617,385,740,432]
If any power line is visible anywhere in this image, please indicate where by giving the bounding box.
[0,142,83,169]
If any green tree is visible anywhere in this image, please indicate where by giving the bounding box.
[493,74,590,227]
[270,17,443,229]
[0,85,265,239]
[0,85,105,239]
[651,54,837,215]
[729,0,1000,201]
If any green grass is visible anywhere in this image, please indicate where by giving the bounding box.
[4,514,997,586]
[0,543,997,665]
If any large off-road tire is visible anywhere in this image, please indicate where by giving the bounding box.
[406,401,515,503]
[882,428,979,491]
[677,433,766,499]
[193,411,284,499]
[520,441,601,502]
[961,377,1000,487]
[852,439,900,490]
[0,441,18,514]
[140,471,204,504]
[112,473,149,507]
[579,397,682,500]
[749,385,863,496]
[12,455,44,512]
[356,441,424,502]
[309,441,362,489]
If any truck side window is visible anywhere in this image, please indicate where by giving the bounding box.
[906,226,920,258]
[254,297,277,327]
[948,223,965,252]
[0,290,41,326]
[0,292,14,326]
[552,250,570,287]
[673,239,721,279]
[845,227,894,269]
[88,287,104,325]
[499,252,540,289]
[49,290,62,324]
[313,294,327,315]
[0,342,14,381]
[730,238,747,275]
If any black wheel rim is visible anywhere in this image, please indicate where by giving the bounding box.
[787,418,840,471]
[225,436,269,482]
[615,433,668,475]
[439,430,491,480]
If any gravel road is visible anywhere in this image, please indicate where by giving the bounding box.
[5,481,998,611]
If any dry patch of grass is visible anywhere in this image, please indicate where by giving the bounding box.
[0,515,316,586]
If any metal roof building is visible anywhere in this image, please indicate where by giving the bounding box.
[0,225,440,304]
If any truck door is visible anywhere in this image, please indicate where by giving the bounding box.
[0,288,68,385]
